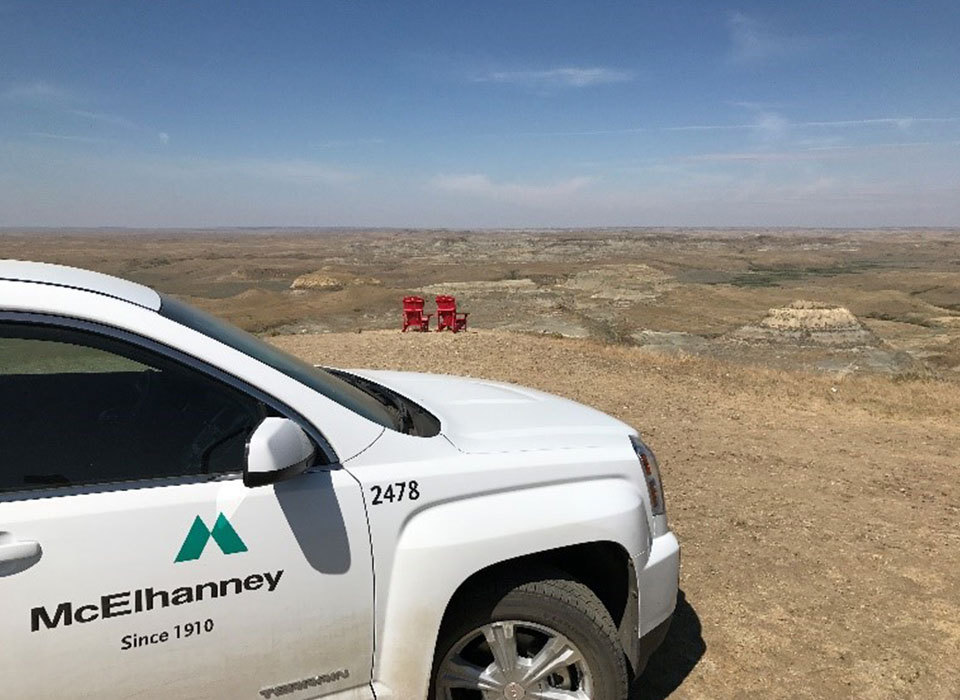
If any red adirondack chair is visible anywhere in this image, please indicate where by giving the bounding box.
[435,295,469,332]
[401,296,432,332]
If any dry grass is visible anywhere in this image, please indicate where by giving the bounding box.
[274,330,960,700]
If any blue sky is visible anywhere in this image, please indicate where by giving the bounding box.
[1,1,958,227]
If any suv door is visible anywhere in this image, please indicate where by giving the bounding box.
[0,318,374,699]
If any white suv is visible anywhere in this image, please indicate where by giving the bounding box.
[0,260,679,700]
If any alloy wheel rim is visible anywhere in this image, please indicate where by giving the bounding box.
[436,620,593,700]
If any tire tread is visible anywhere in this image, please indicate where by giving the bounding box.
[432,567,629,700]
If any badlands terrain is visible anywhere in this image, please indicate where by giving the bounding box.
[2,227,958,377]
[2,228,959,698]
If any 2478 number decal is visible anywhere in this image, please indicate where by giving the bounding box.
[370,481,420,506]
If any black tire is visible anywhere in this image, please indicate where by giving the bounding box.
[431,570,629,700]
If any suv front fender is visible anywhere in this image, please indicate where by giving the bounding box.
[371,477,651,699]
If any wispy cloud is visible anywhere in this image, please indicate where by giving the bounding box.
[475,67,633,88]
[683,150,829,163]
[663,116,958,132]
[675,140,960,164]
[68,109,138,130]
[502,126,646,138]
[801,117,957,129]
[430,173,592,205]
[726,12,818,65]
[754,112,789,139]
[804,140,960,152]
[4,86,170,145]
[311,137,385,150]
[494,115,958,139]
[2,80,75,103]
[27,131,112,144]
[199,158,356,184]
[70,109,171,145]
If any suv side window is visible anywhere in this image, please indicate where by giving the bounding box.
[0,321,269,493]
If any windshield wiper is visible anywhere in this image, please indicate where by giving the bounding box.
[394,400,414,434]
[328,370,415,434]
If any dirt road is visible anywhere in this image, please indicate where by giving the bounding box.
[272,329,960,700]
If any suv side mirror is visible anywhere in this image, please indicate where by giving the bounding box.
[244,417,316,487]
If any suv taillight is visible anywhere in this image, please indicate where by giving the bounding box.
[630,436,666,517]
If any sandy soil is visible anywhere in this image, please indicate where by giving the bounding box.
[272,330,960,700]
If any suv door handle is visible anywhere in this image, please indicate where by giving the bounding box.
[0,539,41,563]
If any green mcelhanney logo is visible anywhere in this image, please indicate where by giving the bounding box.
[175,513,248,563]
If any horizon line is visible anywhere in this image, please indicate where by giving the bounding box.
[2,225,958,234]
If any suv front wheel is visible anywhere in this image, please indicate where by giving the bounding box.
[431,573,629,700]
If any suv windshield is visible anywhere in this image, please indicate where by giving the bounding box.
[159,295,397,431]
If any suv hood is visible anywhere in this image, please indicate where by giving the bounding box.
[343,369,632,453]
